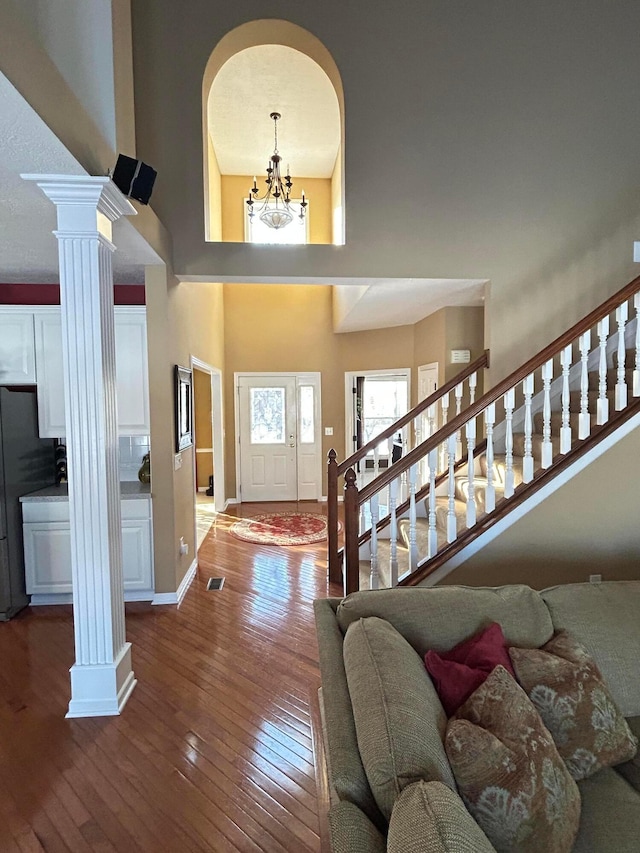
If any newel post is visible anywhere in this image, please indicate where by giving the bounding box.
[327,449,342,586]
[344,468,360,595]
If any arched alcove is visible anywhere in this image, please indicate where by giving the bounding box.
[202,20,345,246]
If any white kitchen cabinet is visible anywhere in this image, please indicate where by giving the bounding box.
[0,311,36,384]
[32,306,150,437]
[23,496,154,603]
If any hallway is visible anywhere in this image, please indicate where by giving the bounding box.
[0,502,342,852]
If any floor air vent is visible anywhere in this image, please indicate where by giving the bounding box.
[206,577,225,591]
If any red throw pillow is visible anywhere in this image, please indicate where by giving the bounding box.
[424,622,515,717]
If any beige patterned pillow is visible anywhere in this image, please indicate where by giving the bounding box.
[509,631,638,781]
[446,666,580,853]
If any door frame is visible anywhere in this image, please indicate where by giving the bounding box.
[343,368,412,460]
[191,357,225,514]
[234,371,322,502]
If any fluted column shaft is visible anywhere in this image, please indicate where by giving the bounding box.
[22,175,137,718]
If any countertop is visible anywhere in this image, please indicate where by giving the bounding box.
[20,482,151,502]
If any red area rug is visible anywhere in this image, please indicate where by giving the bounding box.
[229,512,339,546]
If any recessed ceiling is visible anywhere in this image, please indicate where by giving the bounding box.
[208,45,340,178]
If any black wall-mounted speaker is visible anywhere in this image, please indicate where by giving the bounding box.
[112,154,157,205]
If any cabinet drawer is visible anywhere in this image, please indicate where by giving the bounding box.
[22,501,70,524]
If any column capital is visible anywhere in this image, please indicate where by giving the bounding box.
[21,174,136,234]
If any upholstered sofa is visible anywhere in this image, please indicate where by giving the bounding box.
[313,581,640,852]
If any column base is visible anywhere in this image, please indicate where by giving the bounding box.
[66,642,136,718]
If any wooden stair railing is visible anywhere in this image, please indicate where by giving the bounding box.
[341,273,640,594]
[327,351,490,586]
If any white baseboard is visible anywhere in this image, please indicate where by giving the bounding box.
[30,590,155,606]
[152,558,197,606]
[197,486,208,493]
[225,497,239,507]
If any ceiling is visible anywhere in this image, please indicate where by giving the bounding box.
[333,279,487,333]
[208,45,340,178]
[0,72,158,285]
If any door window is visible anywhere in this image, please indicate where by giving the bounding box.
[250,387,285,443]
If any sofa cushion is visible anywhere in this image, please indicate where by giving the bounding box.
[337,586,553,658]
[343,616,456,821]
[541,581,640,717]
[616,716,640,791]
[510,631,638,780]
[573,768,640,853]
[387,780,497,853]
[313,599,384,828]
[446,666,581,852]
[327,801,386,853]
[426,622,516,716]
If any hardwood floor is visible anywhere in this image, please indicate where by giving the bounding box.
[0,502,343,852]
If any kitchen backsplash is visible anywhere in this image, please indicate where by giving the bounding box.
[119,435,150,481]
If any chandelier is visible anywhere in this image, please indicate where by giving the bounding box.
[246,112,308,230]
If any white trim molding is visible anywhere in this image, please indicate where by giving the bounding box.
[152,558,197,606]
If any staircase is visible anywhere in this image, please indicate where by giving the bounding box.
[328,275,640,595]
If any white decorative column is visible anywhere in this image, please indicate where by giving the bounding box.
[22,175,137,718]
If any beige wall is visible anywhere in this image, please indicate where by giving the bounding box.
[223,284,415,498]
[206,137,222,242]
[220,175,332,244]
[146,269,224,592]
[222,284,483,498]
[438,424,640,590]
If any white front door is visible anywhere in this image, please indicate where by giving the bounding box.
[238,375,298,502]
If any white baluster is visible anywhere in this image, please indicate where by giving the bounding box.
[428,449,438,557]
[455,383,464,459]
[446,433,458,542]
[408,464,418,572]
[560,344,573,454]
[369,495,379,590]
[634,293,640,397]
[578,330,591,440]
[522,373,534,483]
[439,392,450,472]
[484,403,496,513]
[389,478,398,586]
[465,417,477,527]
[597,317,609,425]
[427,403,436,437]
[504,388,515,498]
[414,417,422,453]
[541,359,554,468]
[616,302,628,411]
[469,372,477,405]
[373,444,380,481]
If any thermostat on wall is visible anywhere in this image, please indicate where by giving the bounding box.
[450,349,471,364]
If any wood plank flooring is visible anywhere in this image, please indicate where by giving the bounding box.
[0,502,343,852]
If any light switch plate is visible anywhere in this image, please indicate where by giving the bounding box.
[324,427,334,436]
[174,452,182,470]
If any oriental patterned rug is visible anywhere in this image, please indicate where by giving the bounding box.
[229,512,340,546]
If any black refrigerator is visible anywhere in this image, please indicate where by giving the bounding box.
[0,386,57,621]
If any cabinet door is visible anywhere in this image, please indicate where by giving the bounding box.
[34,308,150,437]
[34,312,66,438]
[23,521,72,594]
[115,310,150,435]
[0,312,36,384]
[122,519,153,591]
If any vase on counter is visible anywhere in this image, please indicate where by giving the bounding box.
[138,452,151,484]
